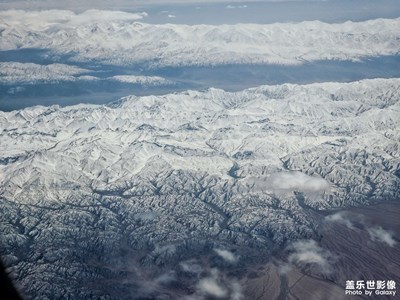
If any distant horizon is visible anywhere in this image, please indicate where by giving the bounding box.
[1,0,399,26]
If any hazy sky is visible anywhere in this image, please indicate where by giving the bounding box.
[0,0,267,10]
[1,0,399,25]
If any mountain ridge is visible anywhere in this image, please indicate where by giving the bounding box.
[0,78,399,299]
[1,10,399,67]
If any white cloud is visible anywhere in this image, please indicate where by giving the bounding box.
[155,271,176,284]
[229,281,244,300]
[110,75,173,86]
[325,212,397,247]
[271,171,329,192]
[277,262,292,275]
[214,248,237,264]
[188,266,243,299]
[254,171,330,193]
[7,86,26,94]
[167,14,176,18]
[367,226,396,247]
[68,9,148,25]
[198,277,227,298]
[77,75,99,81]
[226,4,247,9]
[180,259,203,274]
[324,212,354,229]
[288,240,334,273]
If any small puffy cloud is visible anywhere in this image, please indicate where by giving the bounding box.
[167,14,176,18]
[248,171,329,194]
[214,248,237,264]
[77,75,99,81]
[270,171,329,192]
[288,240,334,273]
[325,212,396,247]
[180,259,203,274]
[7,86,26,94]
[155,271,176,284]
[367,226,396,247]
[277,262,292,275]
[193,268,243,299]
[198,277,227,298]
[226,4,247,9]
[110,75,173,86]
[325,212,354,229]
[230,281,244,300]
[67,10,148,25]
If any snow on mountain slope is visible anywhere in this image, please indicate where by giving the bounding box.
[1,78,399,208]
[0,62,175,86]
[0,62,93,84]
[1,10,399,67]
[0,78,399,299]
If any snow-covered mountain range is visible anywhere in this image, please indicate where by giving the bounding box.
[0,62,92,84]
[1,10,399,67]
[1,78,399,298]
[0,62,174,86]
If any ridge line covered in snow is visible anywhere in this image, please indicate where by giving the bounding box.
[0,77,399,299]
[1,10,399,67]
